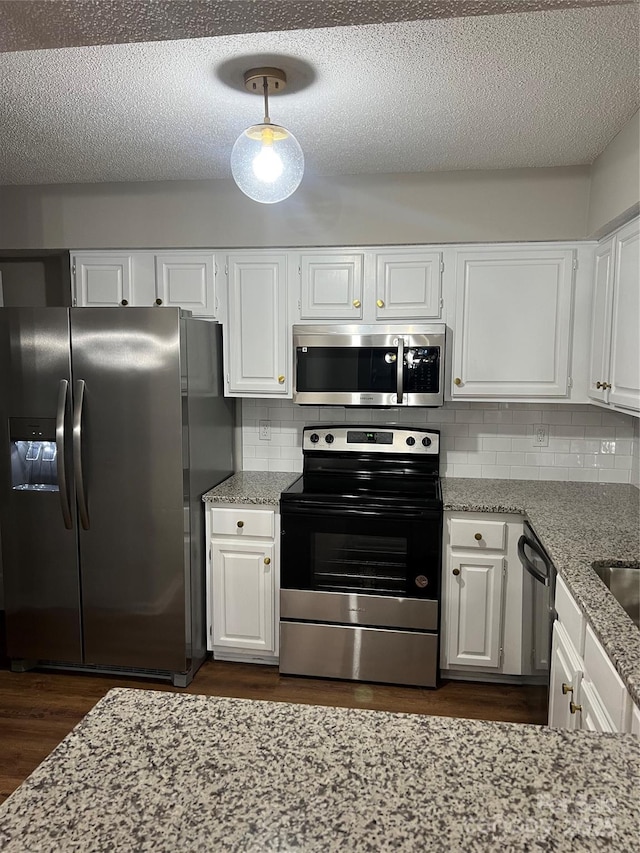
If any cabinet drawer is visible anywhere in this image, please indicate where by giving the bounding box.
[555,576,585,657]
[210,508,274,538]
[449,518,506,550]
[583,624,628,731]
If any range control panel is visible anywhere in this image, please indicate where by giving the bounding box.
[302,425,440,455]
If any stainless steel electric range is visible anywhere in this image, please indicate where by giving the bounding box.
[279,425,442,688]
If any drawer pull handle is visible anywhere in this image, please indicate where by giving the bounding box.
[570,701,582,715]
[353,300,361,308]
[474,533,482,541]
[264,557,271,565]
[562,682,573,695]
[236,520,244,528]
[452,568,461,576]
[454,377,462,386]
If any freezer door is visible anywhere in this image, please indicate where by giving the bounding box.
[0,308,82,662]
[70,308,187,672]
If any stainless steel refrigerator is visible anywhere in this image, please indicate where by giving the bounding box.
[0,307,235,686]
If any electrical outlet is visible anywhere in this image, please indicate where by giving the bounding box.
[259,420,271,441]
[533,424,549,447]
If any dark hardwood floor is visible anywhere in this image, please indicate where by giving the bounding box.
[0,659,547,806]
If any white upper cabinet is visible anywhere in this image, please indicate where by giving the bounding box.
[73,254,133,306]
[72,250,217,316]
[296,248,443,323]
[589,217,640,414]
[588,238,615,404]
[154,252,216,316]
[374,251,442,320]
[299,252,363,320]
[225,253,290,397]
[452,247,574,398]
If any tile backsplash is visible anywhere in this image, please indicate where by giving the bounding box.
[241,400,639,485]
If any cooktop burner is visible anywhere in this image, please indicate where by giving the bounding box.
[281,425,442,510]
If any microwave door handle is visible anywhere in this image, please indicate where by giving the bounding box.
[396,337,404,403]
[517,533,548,586]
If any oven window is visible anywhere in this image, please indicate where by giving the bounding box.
[296,347,396,393]
[314,531,408,595]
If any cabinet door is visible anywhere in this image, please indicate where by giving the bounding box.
[578,680,616,733]
[608,218,640,412]
[375,252,442,320]
[155,253,216,316]
[211,540,275,653]
[299,253,363,319]
[226,254,289,396]
[588,238,614,404]
[445,553,504,668]
[452,249,574,397]
[73,255,132,307]
[548,621,582,730]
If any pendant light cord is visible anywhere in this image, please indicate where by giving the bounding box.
[262,76,271,124]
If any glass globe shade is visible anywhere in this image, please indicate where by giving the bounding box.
[231,123,304,204]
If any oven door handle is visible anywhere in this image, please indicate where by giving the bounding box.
[517,533,549,586]
[281,503,436,521]
[396,336,405,404]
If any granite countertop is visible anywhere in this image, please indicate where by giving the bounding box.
[1,688,638,852]
[442,479,640,706]
[202,471,299,505]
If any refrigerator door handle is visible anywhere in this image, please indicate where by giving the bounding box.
[56,379,73,530]
[73,379,90,530]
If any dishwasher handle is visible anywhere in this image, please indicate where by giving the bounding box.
[517,533,549,586]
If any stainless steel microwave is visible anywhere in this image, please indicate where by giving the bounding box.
[293,324,445,407]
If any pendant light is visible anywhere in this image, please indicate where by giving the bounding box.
[230,67,304,204]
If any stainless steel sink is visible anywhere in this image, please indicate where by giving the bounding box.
[592,565,640,628]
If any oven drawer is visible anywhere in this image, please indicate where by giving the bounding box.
[280,621,438,687]
[210,508,274,538]
[449,517,506,550]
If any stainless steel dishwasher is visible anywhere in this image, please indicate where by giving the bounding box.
[518,520,557,684]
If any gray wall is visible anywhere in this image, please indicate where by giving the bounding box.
[0,166,591,249]
[587,110,640,238]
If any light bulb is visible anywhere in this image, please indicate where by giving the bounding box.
[252,146,284,183]
[231,122,304,204]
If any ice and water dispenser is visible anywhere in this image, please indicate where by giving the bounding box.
[9,417,58,491]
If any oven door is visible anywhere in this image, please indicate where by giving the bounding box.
[280,502,441,600]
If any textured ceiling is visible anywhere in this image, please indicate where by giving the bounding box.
[0,1,633,52]
[0,3,638,185]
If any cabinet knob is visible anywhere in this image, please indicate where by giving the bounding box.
[236,520,244,528]
[603,382,612,390]
[474,533,482,541]
[454,377,462,386]
[596,381,612,390]
[562,682,573,695]
[596,381,604,389]
[278,375,285,384]
[569,701,582,715]
[155,298,163,306]
[264,557,271,565]
[352,300,361,308]
[452,568,461,576]
[120,299,129,306]
[376,299,384,308]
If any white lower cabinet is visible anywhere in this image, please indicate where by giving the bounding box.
[206,505,279,663]
[441,512,525,678]
[548,575,636,733]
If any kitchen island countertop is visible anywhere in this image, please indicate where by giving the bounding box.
[442,478,640,707]
[0,687,637,852]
